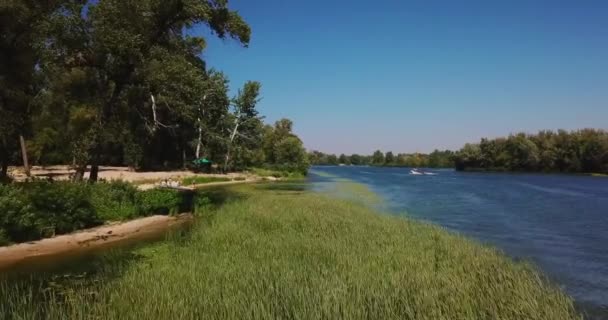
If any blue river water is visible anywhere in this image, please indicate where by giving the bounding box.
[309,166,608,318]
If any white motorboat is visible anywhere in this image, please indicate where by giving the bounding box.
[410,169,424,175]
[410,168,437,176]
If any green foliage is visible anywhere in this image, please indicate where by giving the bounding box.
[0,181,192,244]
[0,228,8,246]
[0,181,100,243]
[182,176,230,186]
[384,151,395,164]
[135,189,183,216]
[89,181,140,221]
[454,129,608,173]
[225,81,265,170]
[339,153,350,165]
[251,168,306,180]
[372,150,385,165]
[311,150,454,168]
[1,0,307,178]
[259,119,309,175]
[0,185,580,319]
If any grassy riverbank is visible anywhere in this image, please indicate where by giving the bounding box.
[0,184,580,319]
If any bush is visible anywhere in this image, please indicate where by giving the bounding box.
[136,189,183,216]
[0,184,29,243]
[27,182,99,238]
[0,181,194,245]
[0,181,100,243]
[0,228,8,246]
[89,181,139,221]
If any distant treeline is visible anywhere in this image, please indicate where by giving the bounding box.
[309,150,455,168]
[453,129,608,173]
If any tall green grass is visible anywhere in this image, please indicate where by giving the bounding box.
[181,176,231,186]
[0,184,580,319]
[250,167,306,179]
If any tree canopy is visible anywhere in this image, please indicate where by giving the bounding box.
[0,0,308,180]
[453,129,608,173]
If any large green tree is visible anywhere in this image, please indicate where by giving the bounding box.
[262,119,309,174]
[0,0,72,178]
[372,150,385,165]
[27,0,251,180]
[225,81,263,170]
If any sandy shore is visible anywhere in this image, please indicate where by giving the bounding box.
[0,214,193,271]
[8,165,251,183]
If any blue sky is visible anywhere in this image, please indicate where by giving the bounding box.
[196,0,608,154]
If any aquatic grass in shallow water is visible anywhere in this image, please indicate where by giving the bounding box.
[0,185,580,319]
[331,179,383,206]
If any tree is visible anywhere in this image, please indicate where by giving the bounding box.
[0,0,72,178]
[454,129,608,173]
[578,129,608,173]
[372,150,384,165]
[261,118,309,174]
[350,154,362,165]
[339,154,350,165]
[192,70,229,160]
[225,81,262,170]
[0,0,312,179]
[327,154,338,165]
[32,0,252,180]
[384,151,395,165]
[454,143,481,171]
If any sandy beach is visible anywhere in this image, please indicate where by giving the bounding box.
[0,214,193,271]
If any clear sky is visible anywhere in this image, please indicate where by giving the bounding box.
[197,0,608,154]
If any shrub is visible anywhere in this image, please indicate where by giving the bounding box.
[24,182,100,239]
[136,189,183,216]
[0,181,194,245]
[89,181,139,221]
[0,184,30,243]
[0,228,8,246]
[0,181,100,243]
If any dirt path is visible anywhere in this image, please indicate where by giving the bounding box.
[0,214,193,271]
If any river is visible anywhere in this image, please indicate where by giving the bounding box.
[309,166,608,318]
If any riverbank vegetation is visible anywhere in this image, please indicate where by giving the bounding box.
[309,150,454,168]
[0,181,191,245]
[453,129,608,174]
[0,1,307,181]
[0,184,580,319]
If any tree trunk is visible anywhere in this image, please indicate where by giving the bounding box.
[1,160,7,179]
[0,148,8,180]
[73,165,86,181]
[195,120,203,159]
[90,150,100,182]
[0,141,7,179]
[224,118,240,172]
[223,150,231,173]
[89,164,99,182]
[19,135,30,177]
